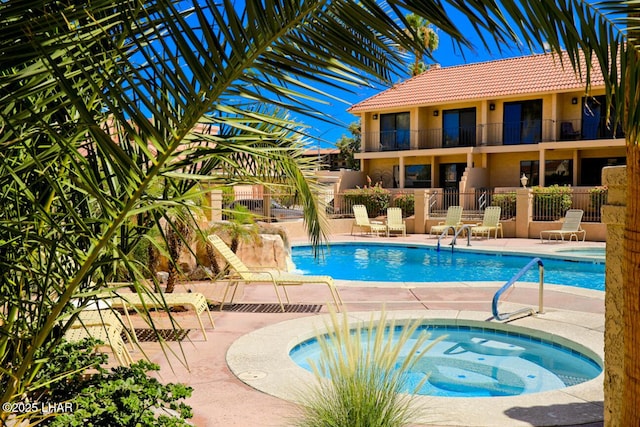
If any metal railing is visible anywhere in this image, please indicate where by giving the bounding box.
[224,191,305,222]
[533,188,607,222]
[428,190,517,220]
[361,118,623,153]
[224,186,607,225]
[492,257,544,321]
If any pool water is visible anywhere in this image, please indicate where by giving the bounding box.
[290,324,602,398]
[292,244,605,291]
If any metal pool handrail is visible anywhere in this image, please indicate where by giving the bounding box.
[492,257,545,321]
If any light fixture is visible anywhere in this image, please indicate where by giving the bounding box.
[571,97,578,105]
[433,110,439,117]
[520,173,529,188]
[372,113,378,120]
[489,103,495,111]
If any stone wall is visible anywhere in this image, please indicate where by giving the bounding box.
[602,165,626,427]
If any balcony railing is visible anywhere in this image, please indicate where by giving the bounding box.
[362,118,623,153]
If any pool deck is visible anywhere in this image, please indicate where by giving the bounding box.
[138,235,606,427]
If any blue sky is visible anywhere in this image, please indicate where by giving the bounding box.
[302,10,540,148]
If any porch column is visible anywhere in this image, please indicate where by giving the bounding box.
[573,149,579,186]
[539,148,546,187]
[398,156,405,189]
[414,189,429,233]
[204,188,223,221]
[550,93,558,141]
[515,188,533,238]
[431,156,438,187]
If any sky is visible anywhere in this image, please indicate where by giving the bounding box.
[301,10,540,149]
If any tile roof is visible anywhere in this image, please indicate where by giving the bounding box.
[349,51,605,112]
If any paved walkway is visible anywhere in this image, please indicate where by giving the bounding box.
[131,235,606,426]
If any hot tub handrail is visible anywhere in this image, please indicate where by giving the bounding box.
[492,257,544,321]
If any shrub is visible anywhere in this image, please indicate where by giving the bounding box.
[392,193,415,217]
[589,186,608,209]
[344,184,391,217]
[30,339,193,427]
[491,192,516,219]
[532,185,573,220]
[295,310,439,427]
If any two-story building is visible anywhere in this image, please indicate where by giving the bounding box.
[348,51,625,194]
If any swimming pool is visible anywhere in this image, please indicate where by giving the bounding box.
[292,243,605,291]
[290,322,602,398]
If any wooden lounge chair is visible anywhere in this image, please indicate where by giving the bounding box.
[351,204,387,236]
[208,234,343,312]
[386,207,406,237]
[540,209,586,242]
[429,206,464,236]
[470,206,503,239]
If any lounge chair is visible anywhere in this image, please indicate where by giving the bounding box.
[386,207,406,237]
[429,206,464,237]
[208,234,343,312]
[64,322,133,366]
[470,206,503,239]
[540,209,586,242]
[109,291,215,341]
[351,204,387,236]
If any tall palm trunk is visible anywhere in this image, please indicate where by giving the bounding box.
[623,143,640,423]
[165,222,191,293]
[622,38,640,423]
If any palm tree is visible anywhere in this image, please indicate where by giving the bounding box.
[1,0,638,424]
[0,0,458,417]
[405,13,439,76]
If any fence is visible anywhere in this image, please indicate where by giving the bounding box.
[223,190,305,222]
[223,186,607,224]
[428,190,516,220]
[533,187,607,222]
[325,189,415,218]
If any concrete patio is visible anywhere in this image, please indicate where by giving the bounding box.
[126,235,606,426]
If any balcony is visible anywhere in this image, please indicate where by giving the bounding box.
[362,118,623,153]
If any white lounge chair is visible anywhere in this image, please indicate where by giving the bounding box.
[429,206,464,237]
[540,209,586,242]
[208,234,343,312]
[386,207,406,237]
[470,206,503,239]
[351,204,387,236]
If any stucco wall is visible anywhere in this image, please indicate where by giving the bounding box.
[602,165,626,427]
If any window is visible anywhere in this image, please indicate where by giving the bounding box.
[380,112,410,151]
[545,159,573,186]
[582,96,624,140]
[442,108,476,147]
[580,157,625,185]
[404,165,431,188]
[520,161,540,187]
[503,100,542,145]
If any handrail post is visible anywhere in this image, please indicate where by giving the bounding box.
[437,225,456,251]
[492,257,544,321]
[450,225,472,250]
[538,263,544,314]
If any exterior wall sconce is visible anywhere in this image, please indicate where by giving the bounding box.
[571,97,578,105]
[520,173,529,188]
[433,110,439,116]
[372,113,378,120]
[489,103,496,111]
